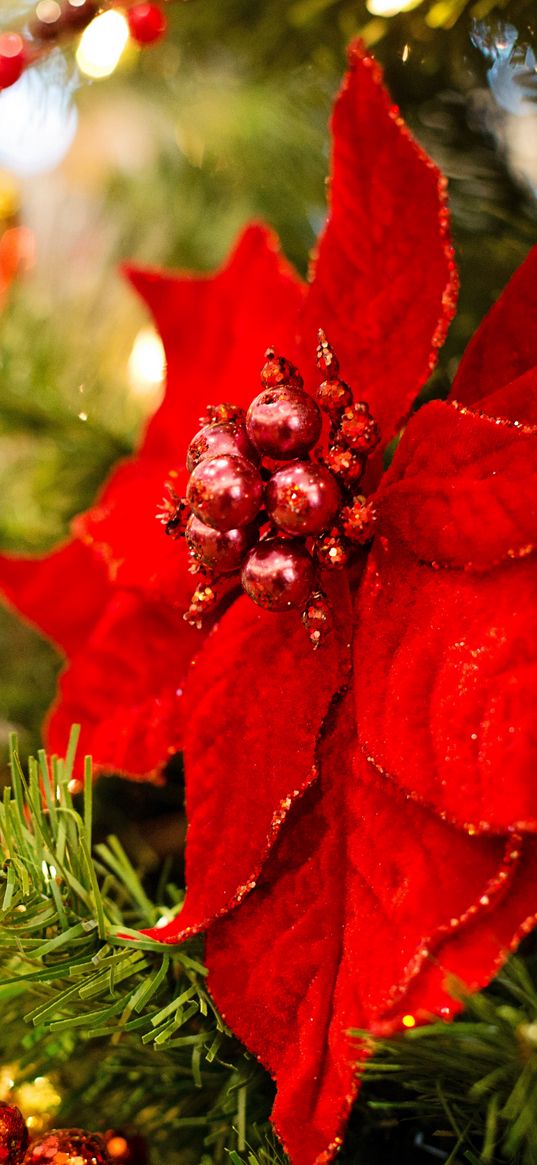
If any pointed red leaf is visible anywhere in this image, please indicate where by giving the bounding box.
[126,224,306,464]
[376,399,537,569]
[46,589,197,780]
[300,42,457,445]
[143,585,351,940]
[205,695,536,1165]
[353,543,537,834]
[451,246,537,411]
[72,459,191,608]
[0,540,109,655]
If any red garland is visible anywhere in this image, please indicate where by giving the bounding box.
[2,42,537,1165]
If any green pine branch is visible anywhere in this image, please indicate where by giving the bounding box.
[3,731,537,1164]
[0,729,275,1163]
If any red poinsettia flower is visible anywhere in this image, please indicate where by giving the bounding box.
[2,42,537,1165]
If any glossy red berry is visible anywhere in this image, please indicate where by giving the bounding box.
[127,3,167,45]
[186,422,258,474]
[246,387,321,460]
[0,34,26,90]
[187,454,263,531]
[186,513,258,574]
[265,461,341,537]
[0,1102,28,1165]
[241,539,314,612]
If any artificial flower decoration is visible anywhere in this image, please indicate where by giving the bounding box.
[2,41,537,1165]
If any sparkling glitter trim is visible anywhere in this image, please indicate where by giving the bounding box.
[155,678,351,944]
[307,40,459,445]
[451,398,537,435]
[358,740,537,837]
[379,833,524,1024]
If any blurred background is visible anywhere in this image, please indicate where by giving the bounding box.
[0,0,536,764]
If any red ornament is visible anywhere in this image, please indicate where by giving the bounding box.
[246,386,321,460]
[317,377,353,417]
[127,3,167,46]
[185,513,258,573]
[260,348,303,389]
[241,539,314,611]
[0,1102,28,1165]
[186,421,258,473]
[338,402,381,454]
[22,1129,109,1165]
[339,496,377,544]
[314,529,349,570]
[5,41,537,1165]
[0,34,26,91]
[265,461,341,536]
[321,442,364,486]
[187,454,263,531]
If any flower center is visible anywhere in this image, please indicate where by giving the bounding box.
[159,330,380,647]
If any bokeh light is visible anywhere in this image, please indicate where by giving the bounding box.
[128,325,166,398]
[76,9,130,80]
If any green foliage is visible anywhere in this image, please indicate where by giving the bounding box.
[0,730,274,1162]
[355,958,537,1164]
[3,733,537,1164]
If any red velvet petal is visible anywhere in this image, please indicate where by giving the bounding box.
[45,589,198,780]
[354,543,537,834]
[205,698,530,1165]
[143,585,351,940]
[376,399,537,569]
[451,246,537,412]
[73,459,191,608]
[126,224,306,465]
[299,42,457,445]
[380,837,537,1036]
[0,539,109,655]
[461,363,537,429]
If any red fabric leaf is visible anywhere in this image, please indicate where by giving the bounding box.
[300,42,457,445]
[46,589,196,780]
[0,540,109,655]
[376,399,537,569]
[205,694,536,1165]
[79,225,305,597]
[458,364,537,429]
[73,460,191,608]
[143,585,351,940]
[451,246,537,411]
[126,224,305,464]
[353,543,537,834]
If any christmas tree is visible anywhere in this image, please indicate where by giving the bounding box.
[0,2,536,1163]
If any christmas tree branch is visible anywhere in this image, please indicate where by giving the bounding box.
[355,956,537,1164]
[0,730,275,1162]
[3,731,537,1164]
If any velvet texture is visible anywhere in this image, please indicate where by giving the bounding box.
[1,43,536,1165]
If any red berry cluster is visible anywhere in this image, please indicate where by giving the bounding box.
[162,332,379,647]
[0,1,167,92]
